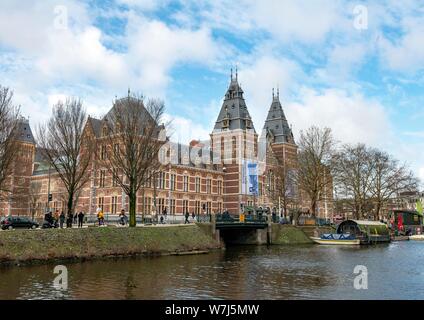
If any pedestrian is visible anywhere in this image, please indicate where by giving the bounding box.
[67,212,73,228]
[73,212,78,224]
[185,211,190,224]
[54,210,60,222]
[59,211,65,228]
[97,210,104,226]
[78,211,85,228]
[192,212,195,221]
[160,215,164,224]
[118,209,128,226]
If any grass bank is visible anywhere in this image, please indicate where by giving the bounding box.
[271,224,314,244]
[0,224,221,266]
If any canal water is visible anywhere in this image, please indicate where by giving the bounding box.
[1,242,423,300]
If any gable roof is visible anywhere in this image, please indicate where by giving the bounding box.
[213,73,255,132]
[15,118,35,144]
[263,91,295,144]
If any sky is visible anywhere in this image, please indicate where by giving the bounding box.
[0,0,423,183]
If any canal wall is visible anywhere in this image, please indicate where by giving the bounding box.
[0,224,222,266]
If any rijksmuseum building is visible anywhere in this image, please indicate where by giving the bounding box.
[0,73,333,219]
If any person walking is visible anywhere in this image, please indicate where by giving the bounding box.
[73,212,78,225]
[59,211,65,228]
[118,209,128,226]
[66,212,73,228]
[78,211,85,228]
[97,210,104,226]
[54,210,60,222]
[191,212,195,221]
[185,211,190,224]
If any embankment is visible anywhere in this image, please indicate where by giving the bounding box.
[271,224,314,244]
[0,224,221,266]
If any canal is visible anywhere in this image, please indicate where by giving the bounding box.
[1,241,423,299]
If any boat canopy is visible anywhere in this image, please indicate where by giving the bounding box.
[337,220,389,236]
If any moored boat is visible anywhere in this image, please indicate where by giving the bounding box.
[409,234,424,241]
[392,235,410,241]
[311,233,360,245]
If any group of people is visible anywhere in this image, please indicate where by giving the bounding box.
[45,210,85,228]
[96,208,128,226]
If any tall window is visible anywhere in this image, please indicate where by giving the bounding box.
[183,200,189,214]
[195,177,201,193]
[98,197,104,211]
[101,145,107,160]
[156,171,165,189]
[112,171,119,187]
[217,180,223,195]
[218,202,222,213]
[170,174,176,191]
[158,198,165,214]
[113,143,119,156]
[169,199,176,214]
[195,200,201,215]
[111,196,118,214]
[232,136,237,159]
[206,201,212,214]
[206,178,212,194]
[183,175,189,192]
[99,170,106,188]
[143,197,151,215]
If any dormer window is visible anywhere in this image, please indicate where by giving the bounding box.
[102,126,108,136]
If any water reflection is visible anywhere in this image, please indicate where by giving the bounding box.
[0,242,423,300]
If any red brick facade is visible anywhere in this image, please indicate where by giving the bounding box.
[0,79,333,219]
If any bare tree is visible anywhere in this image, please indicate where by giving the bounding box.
[0,86,20,195]
[100,94,166,227]
[29,181,42,220]
[268,155,296,218]
[296,126,335,217]
[332,144,375,219]
[37,98,95,216]
[369,149,418,220]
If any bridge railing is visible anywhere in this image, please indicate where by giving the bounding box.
[216,213,268,224]
[196,214,212,223]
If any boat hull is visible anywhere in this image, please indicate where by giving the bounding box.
[409,235,424,241]
[310,237,360,245]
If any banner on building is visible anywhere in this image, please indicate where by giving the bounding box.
[242,160,258,195]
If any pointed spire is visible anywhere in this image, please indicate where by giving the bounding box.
[231,68,233,81]
[272,88,275,98]
[235,65,238,81]
[277,86,280,98]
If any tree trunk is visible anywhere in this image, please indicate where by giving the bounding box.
[129,192,137,227]
[375,203,381,221]
[311,199,317,217]
[67,191,74,216]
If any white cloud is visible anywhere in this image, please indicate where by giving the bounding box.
[249,0,346,43]
[237,55,302,132]
[163,114,211,144]
[285,88,392,148]
[379,16,424,73]
[116,0,169,11]
[125,15,222,96]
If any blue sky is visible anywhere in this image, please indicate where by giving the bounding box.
[0,0,423,182]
